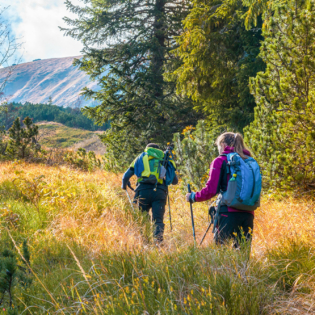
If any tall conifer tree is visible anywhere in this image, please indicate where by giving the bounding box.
[62,0,199,166]
[168,0,265,131]
[245,0,315,190]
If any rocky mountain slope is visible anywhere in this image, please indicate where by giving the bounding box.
[0,56,99,107]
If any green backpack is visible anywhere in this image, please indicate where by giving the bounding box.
[131,147,176,186]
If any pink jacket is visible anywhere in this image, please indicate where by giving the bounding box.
[194,146,254,214]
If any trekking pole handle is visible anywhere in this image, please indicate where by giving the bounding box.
[162,145,174,168]
[127,182,134,191]
[187,184,196,242]
[163,148,170,167]
[188,184,191,194]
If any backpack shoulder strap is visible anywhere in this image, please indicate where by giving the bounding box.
[217,159,228,193]
[220,154,230,174]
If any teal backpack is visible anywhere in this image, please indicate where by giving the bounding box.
[221,153,262,211]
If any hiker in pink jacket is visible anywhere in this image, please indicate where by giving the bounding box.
[186,132,254,247]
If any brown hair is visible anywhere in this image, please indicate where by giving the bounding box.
[215,132,251,159]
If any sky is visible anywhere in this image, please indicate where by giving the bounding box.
[2,0,84,65]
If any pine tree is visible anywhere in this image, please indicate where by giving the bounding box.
[245,0,315,190]
[47,96,53,105]
[7,117,39,159]
[0,244,32,312]
[62,0,200,167]
[0,102,20,130]
[168,0,265,132]
[0,125,6,156]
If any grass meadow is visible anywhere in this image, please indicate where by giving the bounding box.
[37,123,96,148]
[0,161,314,314]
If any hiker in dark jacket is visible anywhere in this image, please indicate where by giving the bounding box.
[186,132,255,247]
[122,143,178,242]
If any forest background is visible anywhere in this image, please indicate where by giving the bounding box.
[59,0,315,194]
[1,0,314,194]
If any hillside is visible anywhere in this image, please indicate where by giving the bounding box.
[0,56,99,107]
[37,122,106,154]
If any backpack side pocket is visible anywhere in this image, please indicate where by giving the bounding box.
[222,176,237,206]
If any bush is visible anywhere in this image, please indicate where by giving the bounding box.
[99,127,147,173]
[173,121,223,190]
[64,148,101,171]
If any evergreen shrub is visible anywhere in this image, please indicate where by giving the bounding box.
[0,241,32,314]
[245,0,315,191]
[173,121,223,190]
[64,148,102,171]
[6,117,40,160]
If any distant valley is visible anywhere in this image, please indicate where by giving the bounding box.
[0,56,99,107]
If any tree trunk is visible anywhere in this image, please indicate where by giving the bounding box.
[152,0,166,99]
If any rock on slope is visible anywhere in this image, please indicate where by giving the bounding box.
[0,56,99,107]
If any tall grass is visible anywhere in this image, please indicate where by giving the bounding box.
[0,161,314,314]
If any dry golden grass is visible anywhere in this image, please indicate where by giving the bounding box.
[0,161,144,255]
[1,161,314,255]
[253,197,315,255]
[1,161,315,314]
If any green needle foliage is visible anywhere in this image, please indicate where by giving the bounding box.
[7,117,39,160]
[0,102,20,131]
[62,0,200,168]
[0,243,32,314]
[0,125,6,157]
[245,0,315,190]
[173,121,223,189]
[168,0,265,132]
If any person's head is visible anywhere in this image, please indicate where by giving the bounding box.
[146,143,160,149]
[215,132,250,158]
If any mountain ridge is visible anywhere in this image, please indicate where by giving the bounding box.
[0,56,99,107]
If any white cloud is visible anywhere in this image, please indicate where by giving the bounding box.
[2,0,84,63]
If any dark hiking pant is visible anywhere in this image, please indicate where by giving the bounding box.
[135,188,167,242]
[215,211,254,248]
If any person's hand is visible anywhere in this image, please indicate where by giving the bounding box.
[122,180,130,190]
[186,193,192,202]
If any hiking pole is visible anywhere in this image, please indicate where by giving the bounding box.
[162,145,174,231]
[199,221,212,246]
[188,184,196,242]
[168,194,172,231]
[126,183,135,212]
[199,205,216,246]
